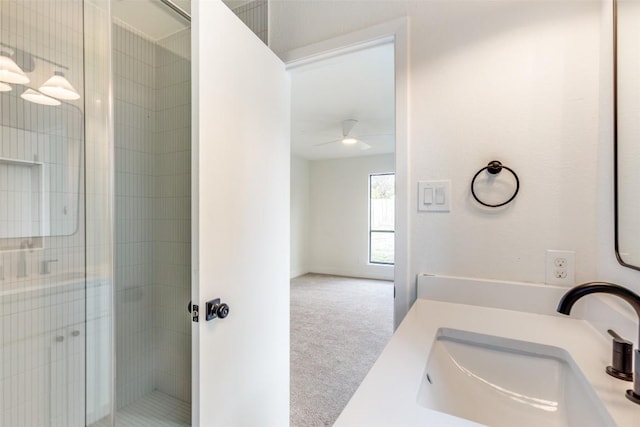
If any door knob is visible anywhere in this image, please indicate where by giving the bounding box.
[206,298,230,321]
[217,303,230,319]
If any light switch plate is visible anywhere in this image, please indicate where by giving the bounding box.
[418,180,451,212]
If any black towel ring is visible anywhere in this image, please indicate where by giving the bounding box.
[471,160,520,208]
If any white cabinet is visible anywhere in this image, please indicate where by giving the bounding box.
[0,280,89,426]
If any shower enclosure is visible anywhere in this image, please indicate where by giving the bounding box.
[110,1,192,424]
[0,0,289,425]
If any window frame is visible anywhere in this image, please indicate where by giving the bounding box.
[368,172,395,265]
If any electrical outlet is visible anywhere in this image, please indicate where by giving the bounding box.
[554,258,567,268]
[546,250,575,286]
[554,269,567,279]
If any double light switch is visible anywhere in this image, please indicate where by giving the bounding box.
[418,180,451,212]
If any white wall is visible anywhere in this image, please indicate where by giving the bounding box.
[308,154,395,280]
[291,154,310,277]
[272,0,604,308]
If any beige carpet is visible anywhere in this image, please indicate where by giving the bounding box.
[290,274,394,427]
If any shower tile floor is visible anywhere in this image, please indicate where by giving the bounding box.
[92,391,190,426]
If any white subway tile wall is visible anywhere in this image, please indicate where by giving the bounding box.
[113,21,191,412]
[113,22,158,410]
[0,0,87,426]
[154,28,191,404]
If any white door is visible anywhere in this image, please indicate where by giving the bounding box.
[192,1,290,426]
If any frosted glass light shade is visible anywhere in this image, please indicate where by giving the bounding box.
[0,82,11,92]
[0,52,30,84]
[342,137,358,145]
[21,89,61,106]
[39,71,80,100]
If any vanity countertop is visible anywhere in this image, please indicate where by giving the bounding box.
[334,299,640,426]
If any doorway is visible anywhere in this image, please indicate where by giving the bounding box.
[289,42,396,280]
[288,40,396,426]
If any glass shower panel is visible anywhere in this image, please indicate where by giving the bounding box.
[84,0,115,425]
[0,0,86,425]
[110,1,191,425]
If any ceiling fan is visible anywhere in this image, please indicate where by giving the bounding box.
[313,119,389,151]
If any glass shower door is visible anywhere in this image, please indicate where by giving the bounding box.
[0,0,114,425]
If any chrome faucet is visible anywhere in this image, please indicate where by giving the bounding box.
[557,281,640,405]
[17,240,32,278]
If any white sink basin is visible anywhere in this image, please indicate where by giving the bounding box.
[417,328,616,427]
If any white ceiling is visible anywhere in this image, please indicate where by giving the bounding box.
[111,0,253,41]
[111,1,395,162]
[290,42,395,160]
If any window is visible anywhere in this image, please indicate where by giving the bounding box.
[369,173,395,265]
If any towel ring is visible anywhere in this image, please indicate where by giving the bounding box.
[471,160,520,208]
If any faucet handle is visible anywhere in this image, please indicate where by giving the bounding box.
[606,329,634,381]
[41,259,59,275]
[608,329,633,345]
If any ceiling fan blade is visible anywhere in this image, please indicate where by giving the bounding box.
[313,138,341,147]
[358,141,372,150]
[341,119,358,137]
[312,120,385,149]
[355,133,394,140]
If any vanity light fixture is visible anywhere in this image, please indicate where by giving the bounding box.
[20,88,61,106]
[0,50,30,84]
[39,71,80,100]
[0,82,11,92]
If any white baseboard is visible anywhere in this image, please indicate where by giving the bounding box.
[308,265,394,281]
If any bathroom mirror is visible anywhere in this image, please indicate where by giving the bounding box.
[615,0,640,269]
[0,98,82,240]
